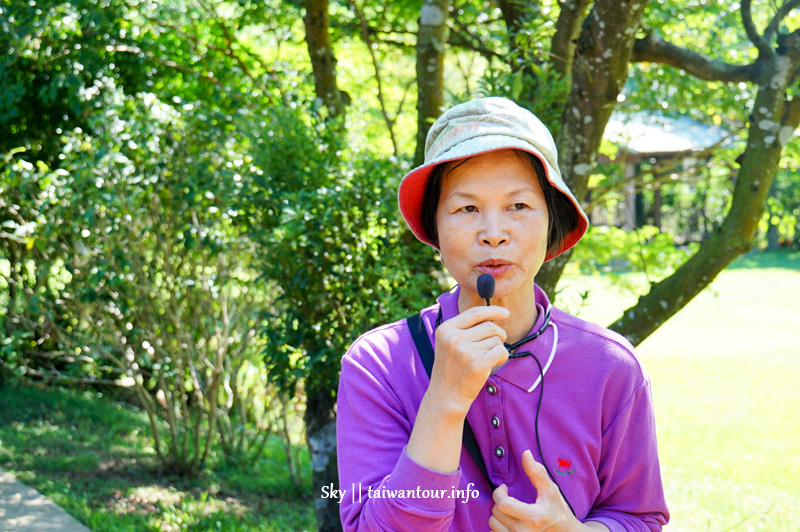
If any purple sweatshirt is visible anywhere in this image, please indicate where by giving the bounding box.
[337,284,669,531]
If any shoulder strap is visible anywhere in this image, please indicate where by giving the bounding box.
[406,312,498,492]
[408,312,435,377]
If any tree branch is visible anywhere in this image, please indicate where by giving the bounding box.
[495,0,539,46]
[447,15,503,61]
[0,230,27,244]
[632,32,762,82]
[447,31,503,61]
[415,0,452,165]
[742,0,773,57]
[788,93,800,127]
[373,35,415,51]
[337,20,417,40]
[143,9,258,81]
[394,79,414,125]
[103,44,220,84]
[551,0,592,79]
[197,0,260,81]
[536,0,649,296]
[765,0,800,45]
[589,137,732,210]
[349,0,399,155]
[304,0,346,119]
[611,45,799,344]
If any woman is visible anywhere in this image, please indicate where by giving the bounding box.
[336,98,669,531]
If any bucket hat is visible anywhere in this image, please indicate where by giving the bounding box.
[398,97,589,261]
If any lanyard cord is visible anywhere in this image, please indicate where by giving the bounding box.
[433,305,575,516]
[433,306,550,347]
[515,346,576,517]
[506,308,551,356]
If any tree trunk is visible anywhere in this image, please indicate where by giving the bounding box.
[301,6,347,521]
[654,187,663,230]
[551,0,592,79]
[610,36,800,345]
[304,0,345,119]
[557,0,649,202]
[766,219,779,250]
[305,382,341,532]
[498,0,547,117]
[497,0,539,52]
[794,219,800,251]
[414,0,451,166]
[765,177,780,250]
[537,0,649,296]
[635,190,645,229]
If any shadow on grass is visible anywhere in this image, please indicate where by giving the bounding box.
[725,250,800,271]
[0,383,315,531]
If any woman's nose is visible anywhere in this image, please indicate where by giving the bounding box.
[480,212,508,246]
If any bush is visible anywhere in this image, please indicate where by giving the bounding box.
[3,87,295,474]
[570,224,699,283]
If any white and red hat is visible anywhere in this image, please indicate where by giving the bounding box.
[398,97,589,261]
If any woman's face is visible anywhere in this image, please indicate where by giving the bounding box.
[435,149,548,306]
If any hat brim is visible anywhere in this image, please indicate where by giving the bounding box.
[398,137,588,262]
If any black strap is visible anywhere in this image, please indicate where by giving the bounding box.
[407,312,498,492]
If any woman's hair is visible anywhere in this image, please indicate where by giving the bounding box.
[420,150,581,256]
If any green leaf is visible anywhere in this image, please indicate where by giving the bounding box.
[511,69,524,101]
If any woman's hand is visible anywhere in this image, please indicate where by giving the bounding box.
[489,450,610,532]
[406,305,509,473]
[428,305,510,416]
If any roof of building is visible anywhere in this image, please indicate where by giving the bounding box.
[604,112,729,155]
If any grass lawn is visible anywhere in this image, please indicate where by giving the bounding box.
[0,385,315,531]
[560,250,800,531]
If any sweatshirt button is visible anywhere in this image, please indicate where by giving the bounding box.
[494,447,504,458]
[491,416,500,428]
[486,384,497,395]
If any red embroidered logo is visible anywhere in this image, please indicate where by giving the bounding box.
[554,458,575,476]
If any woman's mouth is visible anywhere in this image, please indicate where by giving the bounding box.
[477,260,513,277]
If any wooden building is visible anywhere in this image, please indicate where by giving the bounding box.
[596,112,729,233]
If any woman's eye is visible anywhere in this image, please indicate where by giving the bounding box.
[512,203,527,210]
[461,205,477,213]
